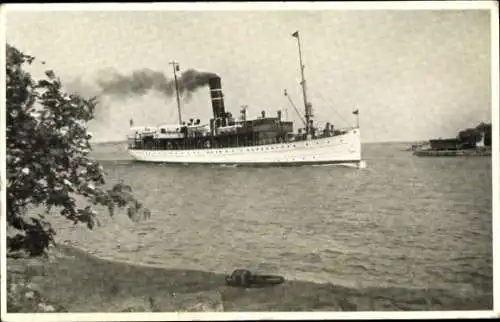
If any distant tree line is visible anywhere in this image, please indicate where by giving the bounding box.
[457,122,492,148]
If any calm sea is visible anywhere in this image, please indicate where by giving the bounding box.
[50,142,493,300]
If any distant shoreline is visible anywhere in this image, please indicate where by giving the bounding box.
[413,148,492,157]
[91,140,127,146]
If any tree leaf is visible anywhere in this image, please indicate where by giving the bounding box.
[6,43,151,256]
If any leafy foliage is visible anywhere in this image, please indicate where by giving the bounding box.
[457,128,483,148]
[475,122,492,147]
[456,122,492,148]
[6,44,150,256]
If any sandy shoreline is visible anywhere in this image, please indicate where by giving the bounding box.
[6,244,493,312]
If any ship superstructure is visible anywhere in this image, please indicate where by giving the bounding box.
[127,31,365,168]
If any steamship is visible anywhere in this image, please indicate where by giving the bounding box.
[127,31,365,168]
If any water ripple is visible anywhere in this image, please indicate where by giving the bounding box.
[46,143,492,300]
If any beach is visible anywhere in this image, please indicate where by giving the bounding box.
[7,244,492,313]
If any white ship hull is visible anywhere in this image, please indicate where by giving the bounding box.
[128,128,365,168]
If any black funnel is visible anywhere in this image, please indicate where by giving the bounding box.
[208,76,226,118]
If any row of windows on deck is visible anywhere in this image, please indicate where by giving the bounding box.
[128,130,345,150]
[129,138,336,151]
[129,136,287,150]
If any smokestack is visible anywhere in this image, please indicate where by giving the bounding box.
[240,105,248,122]
[208,76,226,118]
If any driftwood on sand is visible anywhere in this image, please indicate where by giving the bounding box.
[225,269,285,288]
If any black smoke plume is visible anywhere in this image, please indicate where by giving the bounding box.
[96,68,218,101]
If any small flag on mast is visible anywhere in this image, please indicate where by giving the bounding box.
[292,30,299,38]
[352,109,359,115]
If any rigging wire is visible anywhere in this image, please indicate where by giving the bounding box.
[284,88,354,129]
[323,103,351,128]
[283,89,307,127]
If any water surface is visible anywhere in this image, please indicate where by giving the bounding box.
[51,142,493,301]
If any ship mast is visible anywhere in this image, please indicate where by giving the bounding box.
[169,61,182,125]
[292,30,313,135]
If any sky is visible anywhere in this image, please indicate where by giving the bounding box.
[4,4,494,143]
